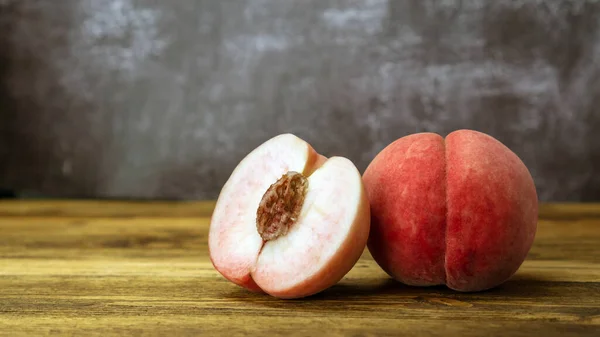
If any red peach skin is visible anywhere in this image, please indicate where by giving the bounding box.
[363,130,538,292]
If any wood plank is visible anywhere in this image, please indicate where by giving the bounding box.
[0,200,216,218]
[0,201,599,336]
[539,203,600,219]
[0,200,599,219]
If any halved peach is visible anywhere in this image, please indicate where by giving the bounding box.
[209,134,370,299]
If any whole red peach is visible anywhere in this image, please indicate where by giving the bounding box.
[363,130,538,292]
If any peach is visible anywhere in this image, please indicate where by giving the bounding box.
[363,130,538,292]
[209,133,370,299]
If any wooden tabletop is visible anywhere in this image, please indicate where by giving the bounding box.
[1,201,599,336]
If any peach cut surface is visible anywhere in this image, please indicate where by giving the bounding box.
[209,134,370,299]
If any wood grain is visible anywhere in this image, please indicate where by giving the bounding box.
[1,201,599,336]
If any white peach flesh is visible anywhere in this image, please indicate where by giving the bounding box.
[208,134,370,298]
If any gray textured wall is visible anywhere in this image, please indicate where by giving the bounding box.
[1,0,599,201]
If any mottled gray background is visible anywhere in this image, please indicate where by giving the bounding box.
[1,0,599,201]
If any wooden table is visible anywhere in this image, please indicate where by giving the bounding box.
[0,201,599,336]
